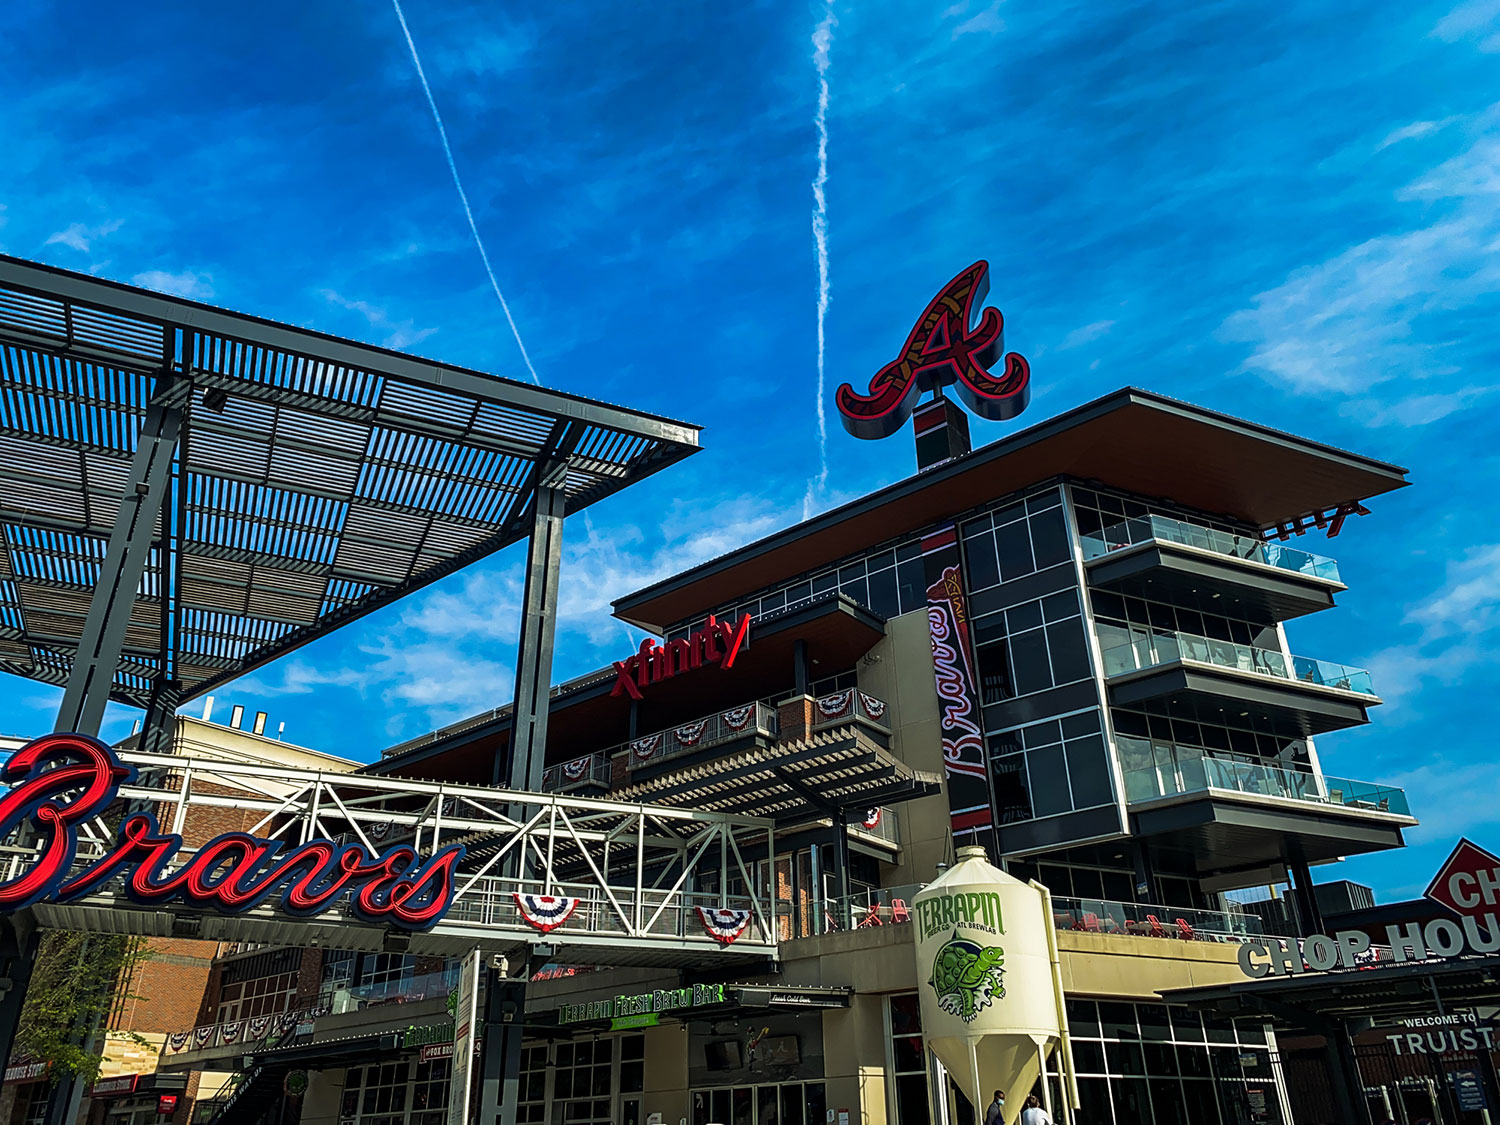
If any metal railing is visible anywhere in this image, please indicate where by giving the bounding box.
[541,753,611,792]
[622,701,779,770]
[326,968,457,1012]
[1050,895,1269,942]
[849,805,899,848]
[810,689,890,733]
[1101,627,1375,696]
[1117,737,1410,815]
[1082,514,1342,583]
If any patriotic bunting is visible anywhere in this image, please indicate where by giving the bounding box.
[857,691,887,720]
[630,735,662,762]
[862,808,882,830]
[721,705,755,731]
[674,720,710,747]
[514,893,581,934]
[220,1020,243,1045]
[696,907,752,945]
[168,1031,189,1052]
[816,689,854,719]
[249,1016,272,1040]
[562,756,591,781]
[193,1026,214,1048]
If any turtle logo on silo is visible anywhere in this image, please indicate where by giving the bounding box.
[928,931,1006,1022]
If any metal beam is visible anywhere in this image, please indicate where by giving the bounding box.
[55,387,183,736]
[502,477,567,793]
[479,974,528,1125]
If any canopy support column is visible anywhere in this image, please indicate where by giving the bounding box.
[56,387,184,737]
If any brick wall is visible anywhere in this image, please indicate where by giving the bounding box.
[113,937,221,1034]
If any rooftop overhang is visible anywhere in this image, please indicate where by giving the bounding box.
[1161,956,1500,1026]
[613,387,1409,632]
[1086,541,1345,622]
[1107,662,1379,737]
[612,726,941,822]
[367,592,885,783]
[0,255,700,707]
[1130,792,1414,883]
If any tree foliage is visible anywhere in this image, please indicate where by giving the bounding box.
[15,931,151,1084]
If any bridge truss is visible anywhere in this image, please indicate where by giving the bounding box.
[16,752,779,968]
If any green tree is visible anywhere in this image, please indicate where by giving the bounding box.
[15,932,151,1084]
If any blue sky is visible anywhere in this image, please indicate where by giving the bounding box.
[2,0,1499,899]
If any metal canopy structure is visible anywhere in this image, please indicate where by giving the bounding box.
[0,255,700,717]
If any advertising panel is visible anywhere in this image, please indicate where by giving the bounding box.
[447,950,481,1125]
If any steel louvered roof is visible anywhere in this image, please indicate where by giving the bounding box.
[0,255,700,709]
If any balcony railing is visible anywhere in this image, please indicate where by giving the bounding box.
[326,968,457,1012]
[810,688,890,733]
[541,753,611,792]
[622,702,779,770]
[849,805,899,848]
[1082,514,1342,583]
[1101,627,1375,696]
[1117,736,1410,815]
[1051,895,1268,942]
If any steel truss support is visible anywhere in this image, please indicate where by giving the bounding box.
[503,477,567,793]
[55,386,184,737]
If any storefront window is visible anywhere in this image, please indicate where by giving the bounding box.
[519,1044,549,1125]
[889,993,930,1125]
[553,1038,614,1124]
[692,1083,825,1125]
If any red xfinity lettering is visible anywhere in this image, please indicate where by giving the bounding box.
[611,613,751,699]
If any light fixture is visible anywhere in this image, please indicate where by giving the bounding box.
[202,387,228,413]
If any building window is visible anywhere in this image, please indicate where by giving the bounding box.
[553,1037,614,1125]
[972,591,1092,708]
[219,969,298,1022]
[518,1044,549,1124]
[692,1082,825,1125]
[889,993,931,1125]
[960,489,1070,594]
[1063,998,1282,1125]
[987,710,1113,824]
[12,1083,47,1125]
[339,1058,448,1125]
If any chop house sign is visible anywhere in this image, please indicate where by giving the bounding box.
[611,613,751,700]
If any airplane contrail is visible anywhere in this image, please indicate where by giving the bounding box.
[810,0,836,504]
[390,0,541,384]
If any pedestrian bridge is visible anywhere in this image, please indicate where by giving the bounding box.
[13,749,779,968]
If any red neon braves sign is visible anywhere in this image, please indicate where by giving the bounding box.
[836,261,1030,440]
[0,734,464,930]
[611,613,751,700]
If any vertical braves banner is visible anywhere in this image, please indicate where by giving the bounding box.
[923,525,996,853]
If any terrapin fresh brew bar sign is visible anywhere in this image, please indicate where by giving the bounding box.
[558,984,727,1025]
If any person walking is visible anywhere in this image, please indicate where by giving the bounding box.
[1019,1094,1053,1125]
[984,1090,1006,1125]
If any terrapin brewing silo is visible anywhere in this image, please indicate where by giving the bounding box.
[911,847,1076,1125]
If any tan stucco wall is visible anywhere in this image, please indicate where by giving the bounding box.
[855,608,953,887]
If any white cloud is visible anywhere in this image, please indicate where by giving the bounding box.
[952,0,1004,37]
[44,219,122,253]
[1059,319,1115,350]
[1376,119,1454,150]
[1432,0,1500,43]
[1221,117,1500,413]
[320,289,438,350]
[1379,757,1500,840]
[131,269,215,301]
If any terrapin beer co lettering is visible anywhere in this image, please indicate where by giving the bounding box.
[836,260,1030,440]
[915,890,1006,941]
[611,613,751,700]
[0,733,464,930]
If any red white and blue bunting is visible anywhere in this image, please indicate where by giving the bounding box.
[862,808,883,830]
[515,893,581,934]
[220,1020,243,1045]
[630,735,662,762]
[816,690,854,720]
[167,1031,189,1052]
[674,719,710,747]
[192,1026,214,1049]
[249,1016,273,1040]
[721,705,755,731]
[562,756,592,781]
[696,907,752,945]
[857,691,887,721]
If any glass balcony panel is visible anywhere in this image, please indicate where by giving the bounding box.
[1099,627,1374,696]
[1082,514,1342,583]
[1049,895,1273,941]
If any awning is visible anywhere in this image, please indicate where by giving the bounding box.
[86,1072,188,1100]
[611,726,941,821]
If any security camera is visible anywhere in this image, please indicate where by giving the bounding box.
[490,953,508,973]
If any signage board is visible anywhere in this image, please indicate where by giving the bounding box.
[88,1074,139,1098]
[835,260,1030,440]
[0,734,464,930]
[156,1094,179,1116]
[1424,838,1500,920]
[420,1043,455,1063]
[610,1013,660,1031]
[1451,1068,1489,1111]
[3,1061,47,1084]
[447,950,481,1125]
[611,614,750,700]
[558,983,726,1025]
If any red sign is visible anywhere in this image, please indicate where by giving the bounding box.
[611,614,751,700]
[836,261,1029,440]
[156,1094,179,1116]
[3,1060,47,1084]
[88,1074,139,1098]
[1425,838,1500,918]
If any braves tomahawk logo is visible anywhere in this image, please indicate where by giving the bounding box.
[836,261,1030,440]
